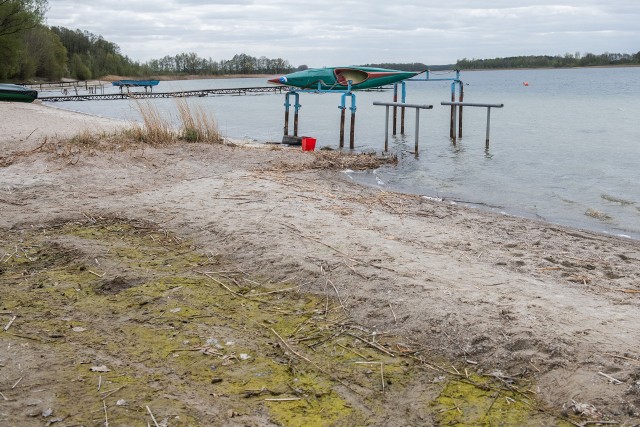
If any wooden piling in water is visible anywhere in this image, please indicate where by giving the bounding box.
[441,101,504,149]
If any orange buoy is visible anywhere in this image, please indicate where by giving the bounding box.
[523,81,529,86]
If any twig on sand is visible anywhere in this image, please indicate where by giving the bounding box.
[336,342,369,360]
[270,327,356,393]
[388,303,397,324]
[604,352,640,365]
[201,272,243,298]
[103,401,109,427]
[146,405,160,427]
[0,391,8,401]
[4,315,17,331]
[12,377,22,389]
[347,332,395,357]
[598,371,623,385]
[321,266,348,315]
[264,397,302,402]
[89,270,105,278]
[101,385,125,400]
[28,136,48,151]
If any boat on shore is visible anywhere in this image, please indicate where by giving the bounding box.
[0,83,38,103]
[268,67,422,91]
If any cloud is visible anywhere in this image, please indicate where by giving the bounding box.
[45,1,640,66]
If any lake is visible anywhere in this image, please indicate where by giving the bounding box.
[41,67,640,239]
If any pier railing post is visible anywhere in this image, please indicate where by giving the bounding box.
[440,101,504,149]
[392,84,398,135]
[373,101,433,156]
[458,83,464,138]
[384,106,390,152]
[339,107,346,148]
[284,92,291,136]
[485,107,492,150]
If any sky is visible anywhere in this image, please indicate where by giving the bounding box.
[45,1,639,67]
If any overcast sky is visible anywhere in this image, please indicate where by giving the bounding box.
[45,1,639,67]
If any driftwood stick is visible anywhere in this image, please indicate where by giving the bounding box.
[4,315,17,331]
[146,405,160,427]
[202,272,243,297]
[336,342,369,360]
[388,303,397,324]
[321,266,347,314]
[0,391,8,401]
[250,284,304,297]
[347,332,395,357]
[101,385,125,400]
[271,328,356,393]
[103,401,109,427]
[12,377,22,389]
[598,371,623,385]
[604,353,640,365]
[89,270,106,278]
[264,397,302,402]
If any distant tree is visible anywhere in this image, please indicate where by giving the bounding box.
[70,52,91,80]
[0,0,48,79]
[144,52,294,76]
[363,62,428,71]
[455,52,640,70]
[0,0,46,38]
[19,24,66,80]
[296,64,308,71]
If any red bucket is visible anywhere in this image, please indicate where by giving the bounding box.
[302,137,316,151]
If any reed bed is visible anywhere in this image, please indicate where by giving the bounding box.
[129,98,223,145]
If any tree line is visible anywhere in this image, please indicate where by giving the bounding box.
[145,52,293,76]
[456,52,640,70]
[2,1,638,81]
[0,0,293,81]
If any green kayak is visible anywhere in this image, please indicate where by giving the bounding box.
[0,83,38,103]
[268,66,421,91]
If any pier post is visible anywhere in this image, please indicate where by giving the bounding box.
[373,101,433,156]
[401,82,407,134]
[449,82,455,141]
[458,83,464,138]
[383,105,390,151]
[485,106,492,150]
[283,92,291,135]
[339,106,346,148]
[440,101,504,149]
[350,109,356,150]
[392,84,398,135]
[339,92,357,149]
[283,91,300,137]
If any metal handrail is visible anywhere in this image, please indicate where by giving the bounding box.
[373,101,433,155]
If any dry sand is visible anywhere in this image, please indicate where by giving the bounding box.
[1,101,639,426]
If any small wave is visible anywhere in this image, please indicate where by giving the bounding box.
[601,194,635,206]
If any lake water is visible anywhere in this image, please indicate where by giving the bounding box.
[41,67,640,240]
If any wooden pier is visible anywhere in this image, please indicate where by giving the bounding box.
[39,86,291,102]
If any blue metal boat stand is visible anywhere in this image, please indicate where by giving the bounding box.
[281,81,358,148]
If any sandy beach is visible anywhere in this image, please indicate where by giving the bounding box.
[1,101,639,426]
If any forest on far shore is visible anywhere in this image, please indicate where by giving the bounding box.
[455,52,640,69]
[1,1,638,82]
